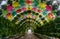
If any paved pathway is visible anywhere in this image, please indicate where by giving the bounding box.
[19,33,39,39]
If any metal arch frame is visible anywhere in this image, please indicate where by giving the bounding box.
[17,18,41,30]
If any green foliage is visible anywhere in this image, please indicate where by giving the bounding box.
[0,16,25,37]
[34,20,60,38]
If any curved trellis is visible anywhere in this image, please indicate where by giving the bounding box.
[0,0,60,38]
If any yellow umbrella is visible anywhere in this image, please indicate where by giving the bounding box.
[12,1,19,8]
[38,3,46,9]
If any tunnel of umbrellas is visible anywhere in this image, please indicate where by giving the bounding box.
[0,0,60,38]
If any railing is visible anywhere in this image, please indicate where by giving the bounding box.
[0,34,25,39]
[34,33,59,39]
